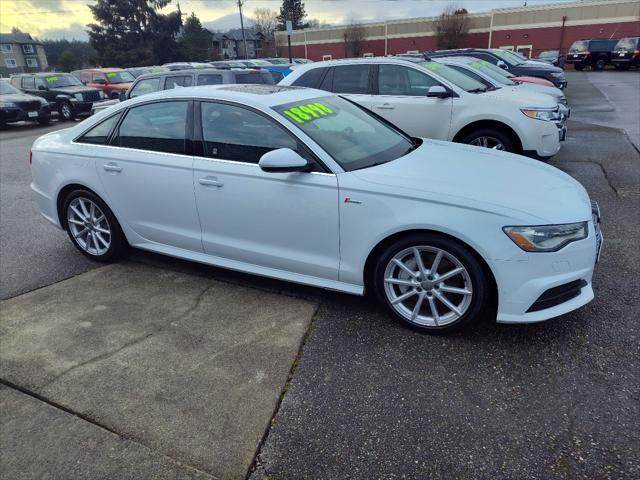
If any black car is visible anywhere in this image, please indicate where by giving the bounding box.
[0,80,51,127]
[537,50,564,68]
[611,37,640,70]
[565,39,619,71]
[10,73,104,121]
[428,48,567,89]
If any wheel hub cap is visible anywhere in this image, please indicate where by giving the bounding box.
[67,197,111,256]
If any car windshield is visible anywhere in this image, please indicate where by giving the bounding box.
[251,60,272,66]
[0,81,22,94]
[105,71,135,83]
[273,96,416,171]
[491,49,524,66]
[469,60,515,85]
[266,59,289,65]
[41,74,83,88]
[421,62,487,92]
[538,50,558,59]
[615,38,637,50]
[569,41,589,53]
[476,59,516,80]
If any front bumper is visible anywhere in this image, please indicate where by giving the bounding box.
[495,206,601,324]
[1,105,50,123]
[70,99,94,114]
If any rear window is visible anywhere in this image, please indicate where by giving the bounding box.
[614,38,638,50]
[129,77,160,98]
[569,41,589,53]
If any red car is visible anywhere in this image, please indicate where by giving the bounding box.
[72,68,135,99]
[511,75,555,88]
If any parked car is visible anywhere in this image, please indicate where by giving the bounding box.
[0,79,50,127]
[611,37,640,70]
[565,39,619,71]
[125,66,168,78]
[280,58,565,160]
[162,62,196,71]
[262,58,291,65]
[293,58,314,64]
[72,68,135,99]
[30,84,602,332]
[208,61,248,69]
[537,50,564,68]
[434,56,570,119]
[10,73,105,121]
[428,48,567,89]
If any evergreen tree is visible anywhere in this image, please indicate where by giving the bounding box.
[58,50,79,72]
[179,13,213,61]
[277,0,307,30]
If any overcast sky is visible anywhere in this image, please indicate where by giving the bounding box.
[1,0,577,41]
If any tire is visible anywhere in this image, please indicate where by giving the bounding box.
[459,127,515,153]
[110,91,120,99]
[574,64,584,71]
[594,58,606,71]
[62,189,127,262]
[37,114,51,125]
[371,233,491,333]
[618,64,630,71]
[58,101,76,121]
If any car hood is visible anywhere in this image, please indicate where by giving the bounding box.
[508,83,564,101]
[519,60,563,73]
[54,85,97,94]
[0,93,42,102]
[477,86,558,108]
[349,139,591,224]
[512,76,554,87]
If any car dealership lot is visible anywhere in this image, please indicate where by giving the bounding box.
[1,71,639,479]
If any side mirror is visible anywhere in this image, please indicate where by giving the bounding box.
[497,60,508,70]
[38,85,47,91]
[119,91,127,101]
[426,85,450,98]
[259,148,310,173]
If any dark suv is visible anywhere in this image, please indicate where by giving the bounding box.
[428,48,567,89]
[611,37,640,70]
[10,73,104,121]
[565,39,619,71]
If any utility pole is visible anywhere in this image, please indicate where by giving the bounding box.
[238,0,249,59]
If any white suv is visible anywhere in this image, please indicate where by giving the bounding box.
[281,58,563,159]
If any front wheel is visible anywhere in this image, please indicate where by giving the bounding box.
[63,190,127,262]
[460,128,515,153]
[37,114,51,125]
[58,101,76,121]
[594,58,606,71]
[372,234,491,333]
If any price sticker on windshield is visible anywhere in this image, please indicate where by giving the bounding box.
[281,102,335,124]
[46,76,58,83]
[106,72,117,78]
[423,63,442,71]
[471,62,483,69]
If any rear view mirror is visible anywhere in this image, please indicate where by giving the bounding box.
[426,85,450,98]
[259,148,310,173]
[497,60,508,70]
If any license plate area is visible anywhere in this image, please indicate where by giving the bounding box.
[27,111,38,118]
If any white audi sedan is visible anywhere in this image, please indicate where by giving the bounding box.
[30,85,601,332]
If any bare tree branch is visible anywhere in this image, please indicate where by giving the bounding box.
[435,4,470,50]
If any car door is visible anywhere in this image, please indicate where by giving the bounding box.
[356,63,453,140]
[192,101,340,280]
[33,77,56,103]
[96,100,203,252]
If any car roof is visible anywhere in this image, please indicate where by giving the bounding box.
[433,56,479,64]
[12,72,73,77]
[133,68,264,81]
[78,68,124,73]
[122,84,328,109]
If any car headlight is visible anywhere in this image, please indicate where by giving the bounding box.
[503,223,588,252]
[549,72,564,78]
[521,107,560,122]
[38,97,48,105]
[0,101,17,108]
[74,93,84,101]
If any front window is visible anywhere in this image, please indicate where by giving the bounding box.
[41,74,83,88]
[538,50,558,59]
[569,41,589,53]
[273,96,415,171]
[104,71,135,84]
[129,77,161,98]
[378,64,439,95]
[420,62,486,92]
[469,61,514,86]
[0,81,21,94]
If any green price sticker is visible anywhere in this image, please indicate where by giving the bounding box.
[423,63,442,71]
[106,72,117,78]
[282,102,334,124]
[46,76,58,83]
[149,67,162,72]
[471,62,482,69]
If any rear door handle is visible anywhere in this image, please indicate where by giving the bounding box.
[375,103,395,110]
[103,163,122,173]
[199,177,224,188]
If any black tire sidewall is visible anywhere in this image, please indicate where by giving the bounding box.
[58,101,75,121]
[595,58,606,70]
[460,128,515,153]
[62,189,126,262]
[371,233,490,333]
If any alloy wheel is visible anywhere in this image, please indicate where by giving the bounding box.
[67,197,111,256]
[469,136,505,150]
[61,103,72,119]
[383,246,473,327]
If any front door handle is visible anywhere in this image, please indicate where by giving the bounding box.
[103,163,122,173]
[199,177,224,188]
[375,103,395,110]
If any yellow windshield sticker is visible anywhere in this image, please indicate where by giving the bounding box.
[106,72,117,78]
[46,76,58,83]
[471,62,482,69]
[282,102,334,124]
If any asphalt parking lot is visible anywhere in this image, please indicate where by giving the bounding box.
[1,71,639,480]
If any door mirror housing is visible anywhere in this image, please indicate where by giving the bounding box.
[119,91,127,101]
[497,60,508,70]
[37,85,47,91]
[259,148,310,173]
[426,85,450,98]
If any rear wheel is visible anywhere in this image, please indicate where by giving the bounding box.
[594,57,606,71]
[63,189,127,262]
[371,233,491,333]
[460,128,515,153]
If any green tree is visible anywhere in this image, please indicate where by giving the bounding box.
[42,40,98,70]
[277,0,306,30]
[58,50,78,71]
[87,0,182,66]
[179,12,213,61]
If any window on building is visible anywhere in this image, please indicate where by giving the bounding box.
[25,57,38,68]
[5,59,17,68]
[22,44,35,54]
[0,44,12,53]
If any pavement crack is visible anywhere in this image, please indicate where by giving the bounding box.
[561,159,620,195]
